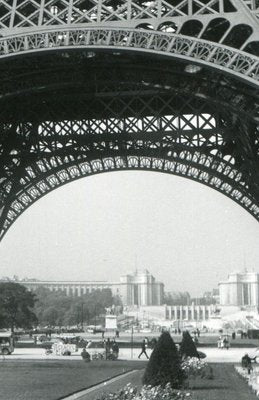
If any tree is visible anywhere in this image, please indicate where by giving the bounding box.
[142,331,184,388]
[163,292,191,306]
[33,287,116,328]
[0,282,37,332]
[180,331,199,359]
[41,306,59,327]
[33,287,72,327]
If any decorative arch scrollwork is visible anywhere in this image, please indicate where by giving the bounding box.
[1,151,258,241]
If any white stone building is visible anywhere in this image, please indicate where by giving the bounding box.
[6,269,164,307]
[219,271,259,308]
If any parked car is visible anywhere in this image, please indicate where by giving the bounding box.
[0,332,15,355]
[37,335,49,343]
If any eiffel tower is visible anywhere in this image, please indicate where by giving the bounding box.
[0,0,259,240]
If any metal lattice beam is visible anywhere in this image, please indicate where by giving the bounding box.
[0,0,259,239]
[1,28,259,87]
[0,51,258,240]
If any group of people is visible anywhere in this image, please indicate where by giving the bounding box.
[230,331,248,340]
[81,338,120,362]
[103,338,119,360]
[217,336,230,349]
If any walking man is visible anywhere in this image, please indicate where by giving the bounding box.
[138,339,149,359]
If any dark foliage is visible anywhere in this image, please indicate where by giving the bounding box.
[33,287,122,327]
[142,331,184,388]
[163,292,190,306]
[0,282,37,331]
[180,331,199,359]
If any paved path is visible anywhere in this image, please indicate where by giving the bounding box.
[6,347,252,363]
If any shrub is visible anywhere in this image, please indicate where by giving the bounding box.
[180,331,199,359]
[142,331,184,388]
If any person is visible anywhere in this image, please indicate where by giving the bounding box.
[111,340,119,359]
[223,337,230,350]
[81,348,91,362]
[138,339,149,359]
[105,338,111,360]
[242,353,252,374]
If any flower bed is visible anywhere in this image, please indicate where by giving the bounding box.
[181,357,213,380]
[235,366,259,397]
[97,383,191,400]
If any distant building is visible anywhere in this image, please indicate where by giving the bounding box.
[219,271,259,308]
[131,303,216,322]
[120,269,164,307]
[200,288,219,304]
[1,269,164,307]
[165,303,215,321]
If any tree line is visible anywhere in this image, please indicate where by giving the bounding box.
[0,282,122,332]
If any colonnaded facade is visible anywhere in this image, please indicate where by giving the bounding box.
[5,269,164,307]
[219,271,259,308]
[137,304,215,322]
[165,304,214,321]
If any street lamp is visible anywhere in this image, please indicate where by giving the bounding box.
[131,326,134,359]
[81,303,84,330]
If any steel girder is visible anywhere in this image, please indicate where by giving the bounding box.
[2,28,259,88]
[0,0,259,240]
[0,51,258,240]
[0,1,256,32]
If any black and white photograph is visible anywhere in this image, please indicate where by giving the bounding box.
[0,1,259,399]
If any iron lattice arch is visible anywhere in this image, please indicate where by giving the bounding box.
[0,0,259,239]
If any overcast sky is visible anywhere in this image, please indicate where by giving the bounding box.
[0,171,259,297]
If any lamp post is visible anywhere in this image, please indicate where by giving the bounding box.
[131,326,134,359]
[94,305,96,329]
[81,303,84,330]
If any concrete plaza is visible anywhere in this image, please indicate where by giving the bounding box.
[1,346,251,363]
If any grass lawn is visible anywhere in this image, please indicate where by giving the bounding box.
[1,361,257,400]
[0,360,146,400]
[189,363,258,400]
[88,364,259,400]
